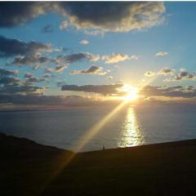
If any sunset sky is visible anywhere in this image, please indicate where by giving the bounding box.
[0,2,196,108]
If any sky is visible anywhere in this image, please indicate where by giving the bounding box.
[0,1,196,109]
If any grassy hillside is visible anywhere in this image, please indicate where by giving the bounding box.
[1,133,196,196]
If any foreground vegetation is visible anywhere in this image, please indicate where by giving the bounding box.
[1,133,196,196]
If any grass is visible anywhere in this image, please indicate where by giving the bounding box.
[1,133,196,196]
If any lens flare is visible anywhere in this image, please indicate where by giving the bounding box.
[121,84,139,101]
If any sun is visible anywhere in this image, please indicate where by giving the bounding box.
[121,84,139,101]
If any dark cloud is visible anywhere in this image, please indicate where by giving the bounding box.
[144,71,155,77]
[0,68,44,95]
[61,83,123,95]
[11,52,97,67]
[0,35,52,57]
[43,73,52,79]
[0,68,19,86]
[12,55,50,66]
[0,2,165,32]
[0,77,20,86]
[24,73,45,83]
[141,85,196,98]
[0,68,18,77]
[62,53,98,63]
[55,65,67,72]
[0,2,48,28]
[0,94,97,107]
[58,2,165,32]
[163,70,196,82]
[0,94,63,105]
[175,70,196,81]
[0,84,43,95]
[65,53,87,63]
[144,68,196,82]
[159,68,174,75]
[42,24,54,33]
[71,66,107,75]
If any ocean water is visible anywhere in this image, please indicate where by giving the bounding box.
[0,104,196,152]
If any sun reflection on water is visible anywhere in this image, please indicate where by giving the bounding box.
[119,107,143,147]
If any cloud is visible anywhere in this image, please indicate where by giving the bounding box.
[141,85,196,98]
[0,77,20,86]
[0,2,165,33]
[0,68,18,77]
[56,53,99,64]
[158,68,174,75]
[0,94,98,107]
[55,65,67,72]
[11,55,50,66]
[24,73,45,83]
[144,67,175,78]
[0,67,44,95]
[42,24,54,33]
[59,20,69,30]
[0,68,20,86]
[162,69,196,82]
[129,55,139,60]
[174,70,196,81]
[102,53,130,64]
[43,65,67,73]
[144,71,156,77]
[58,2,165,32]
[10,52,99,68]
[61,83,123,95]
[0,84,44,95]
[0,35,52,57]
[45,68,54,73]
[80,39,89,45]
[43,73,52,79]
[63,53,88,63]
[0,94,63,105]
[155,51,168,57]
[144,68,195,82]
[71,66,107,76]
[0,2,47,28]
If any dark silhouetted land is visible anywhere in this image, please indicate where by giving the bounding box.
[1,133,196,196]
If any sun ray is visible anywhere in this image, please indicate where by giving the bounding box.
[40,76,162,193]
[40,98,131,193]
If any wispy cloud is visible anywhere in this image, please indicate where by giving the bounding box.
[80,39,89,45]
[155,51,168,57]
[59,20,68,30]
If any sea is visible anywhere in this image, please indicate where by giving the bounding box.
[0,104,196,152]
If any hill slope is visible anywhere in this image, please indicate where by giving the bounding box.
[1,133,196,196]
